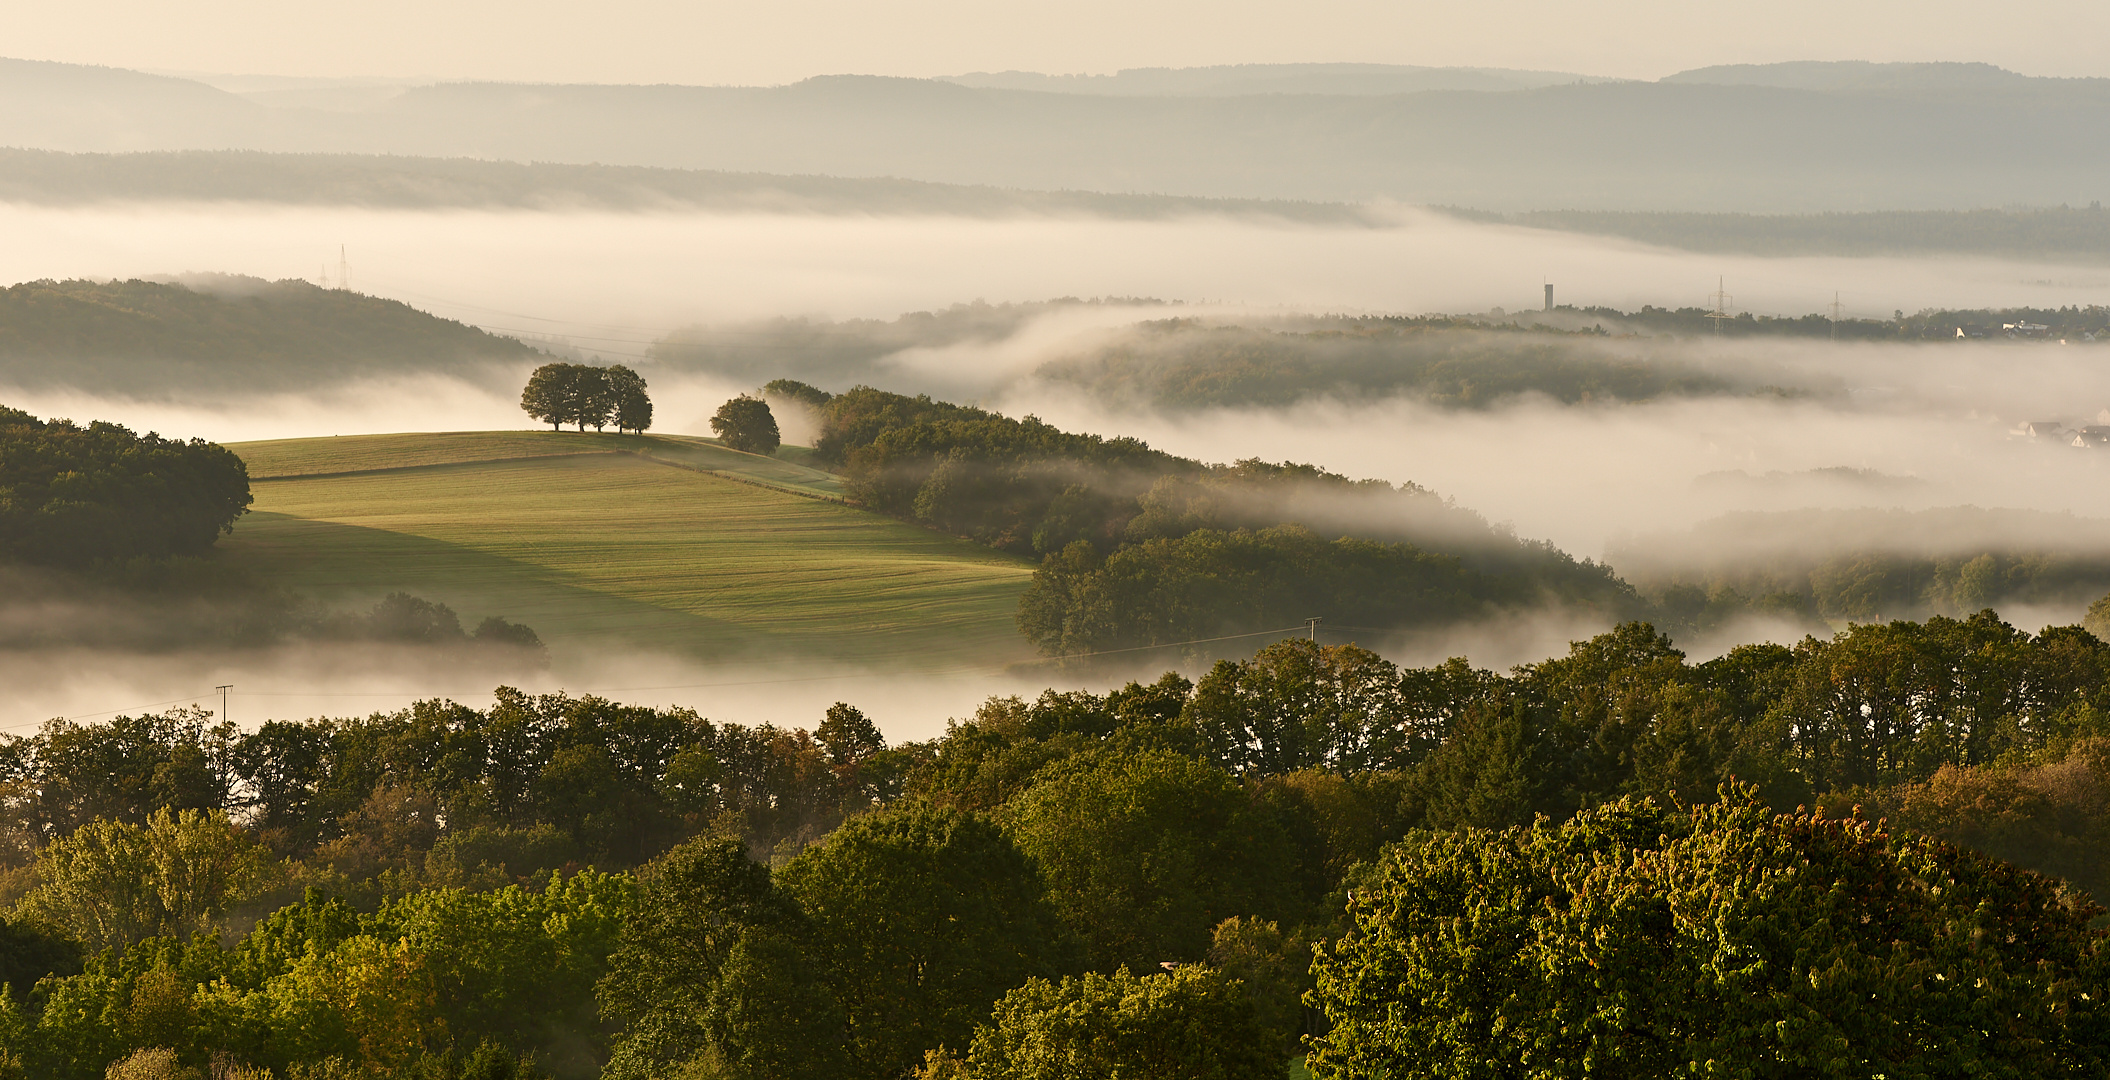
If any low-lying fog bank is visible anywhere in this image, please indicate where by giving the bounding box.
[1,202,2103,338]
[0,645,1060,743]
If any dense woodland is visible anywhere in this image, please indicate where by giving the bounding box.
[3,614,2109,1076]
[800,384,1635,655]
[0,278,541,394]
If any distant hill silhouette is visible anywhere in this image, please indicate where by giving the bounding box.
[0,58,2105,210]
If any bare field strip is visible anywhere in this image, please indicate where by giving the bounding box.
[223,435,1034,669]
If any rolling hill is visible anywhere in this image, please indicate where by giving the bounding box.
[0,276,542,394]
[221,430,1038,669]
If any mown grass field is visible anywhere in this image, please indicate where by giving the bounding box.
[222,431,1038,669]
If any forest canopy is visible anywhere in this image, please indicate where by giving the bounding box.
[4,614,2110,1077]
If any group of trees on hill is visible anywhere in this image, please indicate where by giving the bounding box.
[802,385,1634,655]
[4,613,2110,1076]
[520,364,652,433]
[0,405,251,568]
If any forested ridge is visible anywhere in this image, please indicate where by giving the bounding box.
[1028,316,1742,410]
[0,149,1375,223]
[3,612,2110,1076]
[0,277,542,393]
[805,385,1636,655]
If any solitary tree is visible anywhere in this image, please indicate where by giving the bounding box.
[711,395,780,455]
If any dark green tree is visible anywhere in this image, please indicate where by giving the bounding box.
[925,965,1283,1080]
[1184,639,1428,777]
[1004,748,1301,970]
[1309,792,2110,1079]
[597,837,803,1080]
[711,395,780,455]
[776,805,1068,1080]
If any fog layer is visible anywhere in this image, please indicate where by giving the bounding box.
[0,203,2098,346]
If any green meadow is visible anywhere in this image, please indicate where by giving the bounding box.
[222,431,1038,669]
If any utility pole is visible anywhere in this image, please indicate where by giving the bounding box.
[1305,617,1322,640]
[215,684,233,724]
[1705,276,1734,336]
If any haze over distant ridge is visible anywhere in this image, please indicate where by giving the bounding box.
[2,57,2106,211]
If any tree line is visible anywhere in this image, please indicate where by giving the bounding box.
[2,612,2109,1075]
[520,364,652,433]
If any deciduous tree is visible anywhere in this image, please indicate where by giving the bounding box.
[710,395,780,455]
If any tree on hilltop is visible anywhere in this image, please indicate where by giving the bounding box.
[711,395,780,455]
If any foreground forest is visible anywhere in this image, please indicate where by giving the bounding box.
[2,612,2109,1076]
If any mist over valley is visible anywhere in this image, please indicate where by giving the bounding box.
[8,37,2110,1080]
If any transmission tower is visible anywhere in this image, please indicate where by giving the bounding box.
[1705,276,1734,336]
[1827,291,1845,338]
[338,245,349,292]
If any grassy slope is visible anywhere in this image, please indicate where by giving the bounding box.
[222,431,1035,669]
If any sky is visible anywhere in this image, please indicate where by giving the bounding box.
[10,0,2110,86]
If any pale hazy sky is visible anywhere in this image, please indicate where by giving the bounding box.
[12,0,2110,85]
